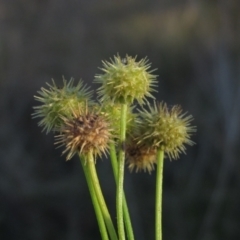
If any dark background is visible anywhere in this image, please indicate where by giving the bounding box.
[1,0,240,239]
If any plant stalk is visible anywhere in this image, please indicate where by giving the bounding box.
[87,152,118,240]
[117,103,128,240]
[110,143,134,240]
[155,149,164,240]
[80,156,109,240]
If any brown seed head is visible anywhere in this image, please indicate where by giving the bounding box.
[126,140,157,174]
[55,112,111,161]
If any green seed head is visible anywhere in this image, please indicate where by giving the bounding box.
[138,102,196,160]
[99,101,137,138]
[95,54,158,104]
[32,77,92,133]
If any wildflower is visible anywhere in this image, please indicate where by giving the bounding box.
[55,106,111,161]
[95,54,157,105]
[138,102,196,160]
[32,77,92,133]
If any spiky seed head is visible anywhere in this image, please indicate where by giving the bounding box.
[55,107,111,161]
[126,139,157,174]
[138,101,196,160]
[32,77,92,133]
[99,101,137,138]
[95,54,158,104]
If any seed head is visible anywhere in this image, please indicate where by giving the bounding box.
[55,107,111,161]
[100,101,137,138]
[32,77,92,133]
[126,139,157,174]
[138,102,196,160]
[95,54,157,104]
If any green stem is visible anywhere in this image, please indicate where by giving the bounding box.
[110,143,134,240]
[155,150,164,240]
[117,103,128,240]
[80,156,109,240]
[87,152,118,240]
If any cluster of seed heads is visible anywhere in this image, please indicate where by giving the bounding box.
[33,54,196,172]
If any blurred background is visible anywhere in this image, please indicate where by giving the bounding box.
[0,0,240,239]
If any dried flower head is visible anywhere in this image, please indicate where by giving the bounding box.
[138,102,196,160]
[32,77,92,133]
[95,54,157,104]
[55,106,111,161]
[126,139,157,174]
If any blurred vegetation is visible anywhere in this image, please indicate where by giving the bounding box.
[0,0,240,239]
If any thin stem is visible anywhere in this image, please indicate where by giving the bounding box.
[155,149,164,240]
[110,143,135,240]
[87,152,118,240]
[117,103,128,240]
[79,156,109,240]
